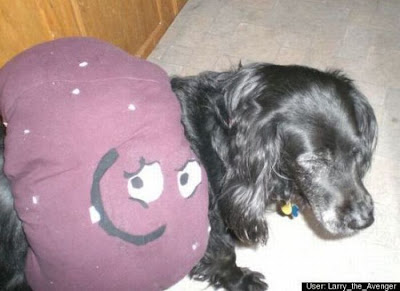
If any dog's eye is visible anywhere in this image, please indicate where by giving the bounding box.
[177,160,202,198]
[126,162,163,206]
[297,152,324,164]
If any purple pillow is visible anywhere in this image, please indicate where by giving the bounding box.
[0,37,209,290]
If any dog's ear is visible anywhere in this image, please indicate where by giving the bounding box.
[349,86,378,176]
[218,122,282,244]
[217,66,284,244]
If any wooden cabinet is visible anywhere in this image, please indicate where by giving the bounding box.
[0,0,187,67]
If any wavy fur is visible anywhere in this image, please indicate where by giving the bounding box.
[172,63,377,290]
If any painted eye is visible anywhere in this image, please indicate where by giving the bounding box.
[178,160,202,198]
[126,162,163,206]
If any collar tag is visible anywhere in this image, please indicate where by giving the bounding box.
[281,201,299,218]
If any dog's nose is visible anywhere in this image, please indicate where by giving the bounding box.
[348,212,374,230]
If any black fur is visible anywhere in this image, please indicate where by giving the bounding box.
[0,125,31,291]
[171,63,377,290]
[0,63,377,291]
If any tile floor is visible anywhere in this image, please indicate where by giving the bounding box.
[147,0,400,290]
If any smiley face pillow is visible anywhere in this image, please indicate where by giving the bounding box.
[0,38,209,290]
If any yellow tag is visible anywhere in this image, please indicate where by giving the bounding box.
[281,202,292,215]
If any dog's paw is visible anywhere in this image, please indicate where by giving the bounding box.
[224,267,268,291]
[229,219,269,246]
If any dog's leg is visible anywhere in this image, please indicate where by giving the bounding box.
[190,200,268,291]
[0,126,31,291]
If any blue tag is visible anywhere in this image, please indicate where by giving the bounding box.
[292,204,299,217]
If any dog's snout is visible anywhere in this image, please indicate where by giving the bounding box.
[341,197,374,231]
[348,203,374,230]
[348,214,374,230]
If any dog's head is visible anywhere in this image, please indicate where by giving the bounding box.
[217,64,377,242]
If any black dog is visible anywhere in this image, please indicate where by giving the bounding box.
[0,63,377,291]
[171,63,377,290]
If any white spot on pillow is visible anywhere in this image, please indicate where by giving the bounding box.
[128,104,136,111]
[79,61,88,67]
[72,88,80,95]
[24,129,30,134]
[89,206,101,223]
[192,242,200,251]
[3,122,7,127]
[32,196,39,204]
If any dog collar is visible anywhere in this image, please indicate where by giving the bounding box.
[281,201,299,218]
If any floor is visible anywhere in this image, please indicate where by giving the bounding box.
[147,0,400,290]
